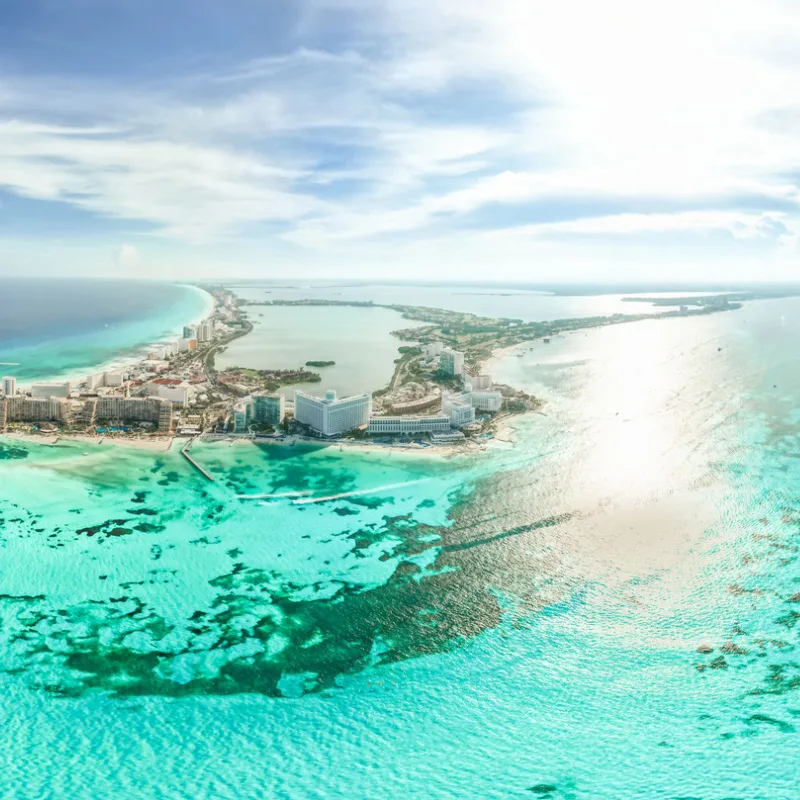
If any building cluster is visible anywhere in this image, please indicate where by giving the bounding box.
[423,342,468,378]
[142,318,217,363]
[0,389,173,431]
[0,296,240,437]
[292,381,502,440]
[269,343,505,440]
[2,312,503,444]
[1,362,182,433]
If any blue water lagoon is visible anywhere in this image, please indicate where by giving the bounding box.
[0,279,212,382]
[0,297,798,798]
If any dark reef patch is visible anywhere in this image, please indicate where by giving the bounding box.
[0,491,574,699]
[0,443,28,460]
[333,507,359,516]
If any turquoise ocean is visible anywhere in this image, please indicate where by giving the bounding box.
[0,279,212,383]
[1,292,799,798]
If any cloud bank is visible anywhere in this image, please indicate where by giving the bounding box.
[1,0,799,280]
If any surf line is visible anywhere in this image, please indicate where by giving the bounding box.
[291,479,428,505]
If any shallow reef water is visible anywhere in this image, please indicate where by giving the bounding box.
[1,299,799,798]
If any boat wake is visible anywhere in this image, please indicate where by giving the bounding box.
[291,479,428,505]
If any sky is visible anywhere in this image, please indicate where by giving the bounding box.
[1,0,800,282]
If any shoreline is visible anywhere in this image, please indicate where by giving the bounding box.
[0,429,480,458]
[211,434,481,459]
[7,283,215,391]
[1,431,174,451]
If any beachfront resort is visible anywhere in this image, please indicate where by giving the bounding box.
[0,287,518,448]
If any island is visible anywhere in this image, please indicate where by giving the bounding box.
[305,360,336,367]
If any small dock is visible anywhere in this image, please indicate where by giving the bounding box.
[181,438,214,481]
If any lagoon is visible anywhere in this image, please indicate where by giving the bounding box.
[214,303,422,397]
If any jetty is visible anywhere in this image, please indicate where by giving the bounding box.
[181,438,214,481]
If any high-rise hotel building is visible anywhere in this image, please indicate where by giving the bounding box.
[294,390,371,437]
[440,348,465,377]
[251,392,285,426]
[94,397,173,431]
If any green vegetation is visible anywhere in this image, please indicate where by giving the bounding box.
[218,366,321,393]
[247,296,748,375]
[305,360,336,367]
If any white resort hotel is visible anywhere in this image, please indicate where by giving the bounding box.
[294,390,372,437]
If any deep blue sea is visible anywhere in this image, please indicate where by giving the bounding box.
[0,279,212,382]
[0,289,798,798]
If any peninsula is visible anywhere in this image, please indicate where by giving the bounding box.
[1,285,778,451]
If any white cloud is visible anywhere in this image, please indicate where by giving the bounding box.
[1,0,800,279]
[114,243,140,270]
[484,210,790,240]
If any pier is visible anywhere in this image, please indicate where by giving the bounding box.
[181,438,214,481]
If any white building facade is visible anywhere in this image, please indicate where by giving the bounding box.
[367,415,451,435]
[1,376,16,396]
[233,402,251,433]
[424,341,444,357]
[295,390,371,437]
[147,381,190,406]
[442,392,476,427]
[467,374,492,390]
[470,390,503,412]
[103,372,124,388]
[30,382,71,398]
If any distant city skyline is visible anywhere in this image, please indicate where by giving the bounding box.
[1,0,800,282]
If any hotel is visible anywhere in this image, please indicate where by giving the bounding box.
[198,322,214,342]
[3,396,72,425]
[233,401,251,433]
[94,397,173,431]
[367,415,451,435]
[440,348,465,377]
[469,390,503,412]
[466,373,492,390]
[295,390,371,437]
[424,341,444,357]
[147,379,190,405]
[31,382,71,398]
[251,392,285,426]
[1,376,16,397]
[442,392,476,427]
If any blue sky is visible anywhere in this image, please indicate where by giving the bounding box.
[1,0,799,281]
